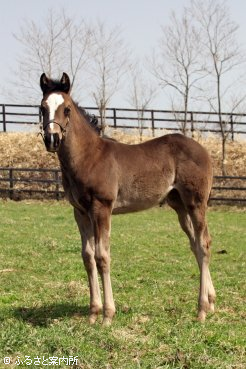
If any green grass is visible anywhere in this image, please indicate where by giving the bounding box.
[0,201,245,369]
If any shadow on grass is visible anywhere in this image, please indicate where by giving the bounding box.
[12,303,89,327]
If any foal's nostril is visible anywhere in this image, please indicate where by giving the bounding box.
[53,133,60,148]
[44,133,60,152]
[44,134,50,148]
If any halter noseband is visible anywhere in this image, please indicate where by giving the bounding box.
[39,118,70,143]
[43,119,69,133]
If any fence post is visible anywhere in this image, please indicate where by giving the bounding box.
[9,168,14,200]
[151,110,155,137]
[54,171,60,200]
[190,112,194,138]
[230,114,234,141]
[113,108,117,129]
[2,105,6,132]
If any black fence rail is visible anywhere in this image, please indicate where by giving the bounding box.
[211,176,246,203]
[0,167,64,200]
[1,104,246,138]
[0,104,41,132]
[0,167,245,204]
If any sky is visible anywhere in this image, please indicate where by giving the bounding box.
[1,0,246,107]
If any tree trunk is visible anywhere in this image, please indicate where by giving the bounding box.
[221,136,227,175]
[216,73,227,175]
[183,83,189,136]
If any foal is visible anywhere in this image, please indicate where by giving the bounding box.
[40,72,215,324]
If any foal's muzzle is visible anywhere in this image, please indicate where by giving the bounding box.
[44,133,61,152]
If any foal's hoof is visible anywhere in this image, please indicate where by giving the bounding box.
[102,317,113,326]
[208,302,215,313]
[197,310,206,322]
[89,313,99,325]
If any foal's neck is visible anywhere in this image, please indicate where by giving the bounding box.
[59,102,100,169]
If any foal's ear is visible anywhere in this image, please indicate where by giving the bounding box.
[40,73,50,94]
[60,72,70,94]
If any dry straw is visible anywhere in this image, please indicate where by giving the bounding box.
[0,131,245,176]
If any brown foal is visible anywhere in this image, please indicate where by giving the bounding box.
[40,72,215,325]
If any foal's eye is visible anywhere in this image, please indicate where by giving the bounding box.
[64,106,71,116]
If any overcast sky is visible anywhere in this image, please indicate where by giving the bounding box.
[1,0,246,107]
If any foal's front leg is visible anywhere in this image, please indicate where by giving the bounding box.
[74,209,102,324]
[92,200,116,325]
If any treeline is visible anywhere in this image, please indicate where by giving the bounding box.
[5,0,246,174]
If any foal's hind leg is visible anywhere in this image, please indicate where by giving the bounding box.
[167,190,195,245]
[187,203,215,321]
[167,190,215,321]
[74,209,102,324]
[201,222,216,314]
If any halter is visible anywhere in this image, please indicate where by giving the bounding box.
[38,118,70,143]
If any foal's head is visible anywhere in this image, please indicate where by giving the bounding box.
[40,72,72,152]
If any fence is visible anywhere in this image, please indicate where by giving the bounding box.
[0,167,63,200]
[0,167,246,204]
[1,104,246,138]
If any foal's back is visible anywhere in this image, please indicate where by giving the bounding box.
[106,133,210,168]
[106,133,212,214]
[107,133,212,181]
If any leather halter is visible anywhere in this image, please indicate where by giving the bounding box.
[43,119,69,134]
[39,118,70,142]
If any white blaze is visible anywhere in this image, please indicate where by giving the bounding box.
[46,94,64,129]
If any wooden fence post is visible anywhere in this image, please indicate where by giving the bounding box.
[190,112,194,138]
[2,105,6,132]
[9,168,14,200]
[230,115,234,141]
[151,110,155,137]
[113,108,117,129]
[54,171,60,200]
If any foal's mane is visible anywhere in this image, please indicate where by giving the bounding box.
[74,102,101,135]
[74,104,116,141]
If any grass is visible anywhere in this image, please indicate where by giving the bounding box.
[0,201,245,369]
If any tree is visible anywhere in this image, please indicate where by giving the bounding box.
[88,21,130,134]
[152,8,205,135]
[10,10,92,103]
[127,62,156,141]
[191,0,245,174]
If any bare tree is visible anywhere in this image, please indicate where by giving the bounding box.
[89,21,130,134]
[127,63,156,141]
[62,15,92,95]
[11,10,92,103]
[191,0,245,174]
[152,8,205,135]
